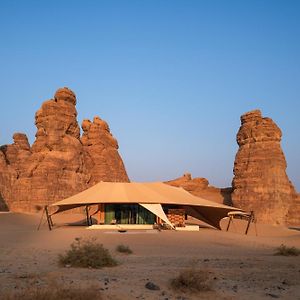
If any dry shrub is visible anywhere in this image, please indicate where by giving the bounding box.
[116,244,133,254]
[170,268,212,293]
[58,237,117,268]
[2,285,102,300]
[274,244,300,256]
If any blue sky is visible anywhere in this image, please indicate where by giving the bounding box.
[0,0,299,190]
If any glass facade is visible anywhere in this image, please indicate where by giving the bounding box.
[104,204,155,225]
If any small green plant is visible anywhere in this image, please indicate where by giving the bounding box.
[274,244,300,256]
[116,244,133,254]
[170,268,212,292]
[58,237,117,268]
[2,285,102,300]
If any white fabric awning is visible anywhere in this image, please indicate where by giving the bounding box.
[139,203,174,228]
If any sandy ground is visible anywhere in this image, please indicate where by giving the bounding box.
[0,212,299,300]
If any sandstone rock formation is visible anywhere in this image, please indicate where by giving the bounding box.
[287,194,300,226]
[0,87,129,212]
[81,117,128,184]
[165,173,233,205]
[232,109,299,225]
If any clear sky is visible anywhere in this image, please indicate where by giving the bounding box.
[0,0,299,190]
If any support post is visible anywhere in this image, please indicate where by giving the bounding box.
[45,206,52,231]
[226,215,232,231]
[37,207,45,231]
[49,214,54,227]
[85,205,90,226]
[245,211,254,235]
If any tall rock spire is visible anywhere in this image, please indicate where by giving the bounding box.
[232,109,298,225]
[0,87,129,212]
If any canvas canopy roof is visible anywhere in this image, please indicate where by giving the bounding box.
[51,181,242,229]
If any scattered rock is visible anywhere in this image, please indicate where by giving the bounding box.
[266,293,279,298]
[145,281,160,290]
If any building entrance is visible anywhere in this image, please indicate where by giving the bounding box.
[104,204,155,225]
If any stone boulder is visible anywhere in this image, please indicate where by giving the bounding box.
[232,109,298,225]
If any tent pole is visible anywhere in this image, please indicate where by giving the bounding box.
[37,206,46,231]
[45,206,52,231]
[226,215,232,231]
[85,205,90,226]
[245,211,253,235]
[50,217,54,227]
[49,214,54,227]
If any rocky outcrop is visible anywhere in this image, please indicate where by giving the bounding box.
[0,87,129,212]
[165,173,233,205]
[81,117,128,184]
[232,110,298,225]
[286,194,300,226]
[0,149,11,211]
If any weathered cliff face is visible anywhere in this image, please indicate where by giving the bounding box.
[286,194,300,226]
[232,110,298,225]
[0,87,129,212]
[81,117,129,184]
[0,148,12,211]
[165,173,233,205]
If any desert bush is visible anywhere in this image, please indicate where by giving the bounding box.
[2,285,102,300]
[116,244,133,254]
[170,268,212,292]
[274,244,300,256]
[58,237,117,268]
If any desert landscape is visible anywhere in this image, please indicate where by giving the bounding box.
[0,88,299,300]
[0,87,299,300]
[1,1,300,300]
[0,212,299,300]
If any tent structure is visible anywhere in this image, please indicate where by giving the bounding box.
[48,181,242,230]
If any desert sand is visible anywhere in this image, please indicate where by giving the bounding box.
[0,212,299,300]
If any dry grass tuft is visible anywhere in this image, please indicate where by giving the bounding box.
[116,244,133,254]
[274,244,300,256]
[170,268,212,293]
[2,285,102,300]
[58,237,117,268]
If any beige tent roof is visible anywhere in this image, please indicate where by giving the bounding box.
[51,181,242,229]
